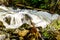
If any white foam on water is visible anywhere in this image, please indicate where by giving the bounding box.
[0,5,59,29]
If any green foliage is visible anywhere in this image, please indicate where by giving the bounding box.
[44,0,49,3]
[49,19,60,30]
[6,0,60,14]
[39,4,46,9]
[31,0,39,4]
[43,31,50,38]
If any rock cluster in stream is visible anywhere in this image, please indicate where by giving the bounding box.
[0,5,60,40]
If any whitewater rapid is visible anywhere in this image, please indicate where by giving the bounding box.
[0,5,59,29]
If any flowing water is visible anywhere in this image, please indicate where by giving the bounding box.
[0,5,59,29]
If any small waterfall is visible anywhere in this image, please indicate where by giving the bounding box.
[0,5,59,29]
